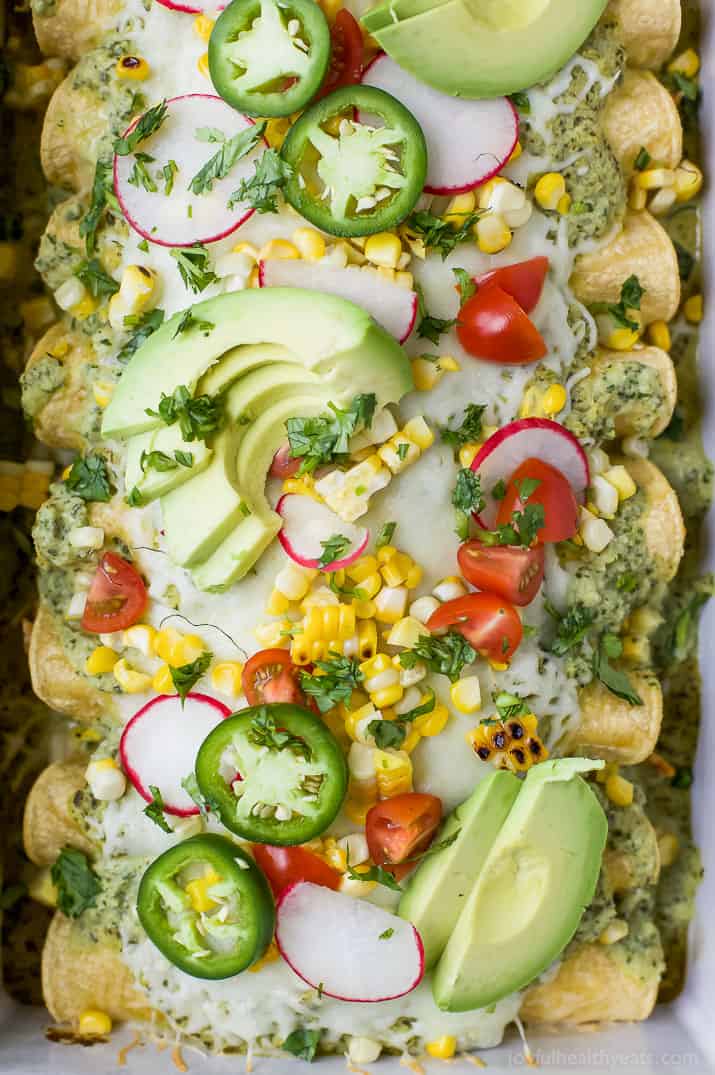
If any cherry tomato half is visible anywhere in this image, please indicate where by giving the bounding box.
[458,540,545,607]
[496,458,579,544]
[252,843,341,896]
[315,10,363,100]
[475,256,549,315]
[81,551,148,634]
[427,593,523,662]
[242,649,308,707]
[366,793,442,881]
[269,442,300,480]
[457,283,547,366]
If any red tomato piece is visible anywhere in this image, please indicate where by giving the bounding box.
[496,458,579,544]
[457,540,545,607]
[315,10,363,100]
[81,551,148,634]
[252,844,341,896]
[269,442,300,480]
[366,793,442,881]
[426,593,523,662]
[457,283,548,365]
[475,256,549,314]
[243,649,308,707]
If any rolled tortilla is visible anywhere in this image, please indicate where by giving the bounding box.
[569,345,677,440]
[29,603,116,723]
[41,67,114,190]
[33,0,122,61]
[570,211,681,325]
[24,321,98,453]
[602,69,683,175]
[23,761,95,867]
[606,0,682,71]
[572,672,662,765]
[621,457,685,583]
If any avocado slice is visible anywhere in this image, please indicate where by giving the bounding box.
[191,513,279,592]
[124,425,213,504]
[398,771,520,970]
[197,342,296,397]
[432,759,607,1012]
[102,289,412,439]
[366,0,609,99]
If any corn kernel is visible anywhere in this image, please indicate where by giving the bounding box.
[534,172,566,211]
[193,13,214,39]
[635,168,676,191]
[402,415,434,451]
[376,545,397,564]
[266,588,291,615]
[387,616,424,649]
[374,585,408,624]
[658,831,680,868]
[433,576,467,603]
[70,295,99,320]
[260,238,300,260]
[684,294,703,324]
[580,514,614,553]
[275,562,315,601]
[444,191,476,228]
[599,919,629,945]
[603,465,637,501]
[357,620,378,661]
[414,704,449,738]
[395,271,414,289]
[108,265,156,330]
[92,381,114,408]
[541,384,567,416]
[557,192,572,215]
[628,184,648,211]
[380,551,411,587]
[197,51,210,77]
[79,1010,112,1037]
[282,475,321,500]
[113,659,152,694]
[459,442,480,467]
[405,564,423,589]
[152,663,175,693]
[439,355,460,372]
[668,47,700,78]
[371,682,405,709]
[426,1037,457,1060]
[115,56,150,80]
[353,597,376,619]
[168,633,206,668]
[475,212,512,254]
[347,555,379,583]
[509,140,523,162]
[450,675,482,714]
[355,571,381,600]
[378,435,420,474]
[364,232,402,270]
[648,320,671,351]
[292,227,326,261]
[232,241,260,260]
[607,326,641,351]
[411,357,444,392]
[606,772,634,807]
[621,635,650,663]
[85,646,120,676]
[374,748,413,798]
[211,661,244,697]
[648,186,677,216]
[255,620,292,648]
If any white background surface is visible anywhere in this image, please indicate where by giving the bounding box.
[1,3,713,1071]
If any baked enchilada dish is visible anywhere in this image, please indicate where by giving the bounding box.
[2,0,712,1060]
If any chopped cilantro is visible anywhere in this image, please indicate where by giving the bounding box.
[170,652,212,706]
[440,404,486,451]
[282,1029,322,1062]
[189,122,265,195]
[299,654,363,713]
[50,848,101,918]
[453,267,476,304]
[286,394,376,474]
[170,244,217,294]
[114,100,168,156]
[80,160,118,255]
[119,307,165,363]
[634,146,652,171]
[318,533,351,569]
[593,634,643,706]
[172,308,215,338]
[376,521,397,548]
[400,633,476,682]
[75,259,119,298]
[549,604,595,656]
[452,468,484,514]
[64,454,112,502]
[229,148,293,213]
[146,384,222,442]
[248,707,311,759]
[406,208,484,259]
[144,785,173,832]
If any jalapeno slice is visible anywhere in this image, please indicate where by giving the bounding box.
[136,834,274,979]
[280,84,427,237]
[195,703,348,845]
[209,0,331,118]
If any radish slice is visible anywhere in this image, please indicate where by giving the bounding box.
[471,418,590,528]
[259,260,417,343]
[114,95,265,247]
[361,54,518,195]
[120,693,231,815]
[276,882,424,1002]
[276,494,369,571]
[155,0,202,12]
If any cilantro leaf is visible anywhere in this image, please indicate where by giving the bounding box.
[549,604,595,657]
[114,100,168,156]
[286,394,376,474]
[452,468,484,514]
[299,654,363,713]
[146,384,222,442]
[172,308,215,338]
[80,160,118,256]
[494,691,529,720]
[318,533,351,569]
[376,521,397,548]
[64,454,112,502]
[144,785,173,832]
[368,688,436,749]
[118,307,165,363]
[181,772,220,820]
[440,404,486,450]
[591,274,645,332]
[75,259,119,298]
[593,634,643,706]
[634,146,652,171]
[229,149,293,213]
[128,152,157,193]
[170,244,217,294]
[400,633,476,682]
[282,1029,321,1062]
[669,591,712,662]
[50,848,101,918]
[345,861,401,892]
[189,122,265,195]
[453,267,476,304]
[170,651,212,706]
[508,91,531,113]
[248,707,311,759]
[406,208,484,259]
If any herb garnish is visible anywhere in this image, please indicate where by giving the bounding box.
[634,146,652,171]
[249,708,311,759]
[128,152,157,193]
[508,91,531,113]
[344,860,402,892]
[286,394,376,474]
[548,604,595,657]
[229,149,293,213]
[376,521,397,548]
[591,274,644,332]
[140,449,194,474]
[75,259,119,298]
[170,652,212,705]
[80,160,118,255]
[181,772,220,820]
[453,267,476,304]
[114,100,168,156]
[379,928,395,940]
[170,244,217,293]
[282,1029,321,1062]
[144,785,173,832]
[64,454,112,502]
[368,689,436,749]
[593,633,643,706]
[189,122,266,195]
[416,285,455,344]
[119,307,165,363]
[406,208,484,259]
[400,633,476,683]
[172,308,215,338]
[299,654,363,713]
[668,591,712,662]
[50,848,101,918]
[317,533,351,569]
[146,384,222,442]
[452,468,484,514]
[493,691,529,720]
[440,404,486,451]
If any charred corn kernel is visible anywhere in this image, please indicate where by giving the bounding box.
[211,661,244,697]
[635,168,676,191]
[374,585,408,624]
[79,1010,112,1037]
[168,633,205,667]
[292,227,326,261]
[259,238,300,260]
[674,160,703,202]
[444,191,476,227]
[414,704,449,738]
[534,172,566,211]
[557,192,572,215]
[628,183,648,211]
[658,831,680,868]
[275,562,316,600]
[433,576,467,603]
[380,551,412,587]
[364,232,402,270]
[92,381,115,408]
[193,13,214,39]
[386,616,424,649]
[116,55,150,80]
[402,415,434,451]
[411,357,444,392]
[603,465,637,501]
[186,868,222,912]
[85,646,120,676]
[266,588,291,615]
[347,555,379,583]
[198,51,210,77]
[263,116,291,149]
[475,213,512,254]
[509,140,523,162]
[541,384,567,416]
[255,620,292,648]
[648,320,671,351]
[108,265,156,330]
[375,748,413,798]
[426,1037,457,1060]
[114,659,152,693]
[70,294,99,320]
[684,294,703,324]
[450,675,482,714]
[607,326,641,351]
[668,47,700,78]
[606,772,634,807]
[152,663,175,693]
[459,442,480,467]
[356,620,378,660]
[599,919,629,945]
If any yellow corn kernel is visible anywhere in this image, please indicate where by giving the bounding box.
[405,564,423,590]
[198,51,210,77]
[599,919,629,946]
[509,140,523,162]
[193,13,214,39]
[85,646,120,676]
[260,238,300,260]
[411,357,443,392]
[541,384,567,416]
[374,749,413,798]
[380,551,411,587]
[186,868,222,913]
[266,588,291,616]
[263,116,291,149]
[152,663,175,694]
[534,172,566,211]
[211,661,244,697]
[439,355,460,372]
[603,465,637,501]
[79,1010,112,1037]
[387,616,424,649]
[371,682,404,709]
[395,271,414,289]
[232,240,260,260]
[282,475,321,500]
[426,1037,457,1060]
[364,232,402,270]
[402,415,434,451]
[627,607,663,636]
[458,442,480,467]
[668,47,700,78]
[621,635,650,663]
[352,596,376,620]
[124,623,156,657]
[168,633,206,668]
[635,168,676,191]
[255,620,292,648]
[557,192,572,215]
[376,545,397,564]
[343,799,372,825]
[319,0,342,20]
[92,381,114,408]
[674,161,703,202]
[414,704,449,738]
[113,659,152,694]
[354,571,381,600]
[249,939,280,972]
[606,772,634,807]
[292,227,326,261]
[374,585,408,624]
[475,213,512,254]
[648,320,671,351]
[353,620,376,661]
[70,295,99,320]
[347,555,379,583]
[489,660,509,672]
[108,265,156,329]
[115,55,151,80]
[684,294,703,324]
[344,702,376,743]
[628,183,648,211]
[450,675,482,714]
[658,831,680,868]
[275,563,316,601]
[608,326,641,351]
[444,191,476,228]
[360,651,392,682]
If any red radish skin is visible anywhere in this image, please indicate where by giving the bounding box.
[361,54,518,195]
[276,494,369,571]
[276,881,425,1002]
[470,419,590,529]
[258,260,417,343]
[114,95,266,248]
[120,692,230,816]
[155,0,202,12]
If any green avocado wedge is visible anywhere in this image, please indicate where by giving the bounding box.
[363,0,609,99]
[432,759,607,1012]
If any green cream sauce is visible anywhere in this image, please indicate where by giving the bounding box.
[19,354,66,419]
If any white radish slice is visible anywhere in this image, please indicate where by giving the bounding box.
[472,418,590,528]
[114,95,265,247]
[120,693,230,815]
[276,882,424,1002]
[361,54,518,195]
[259,260,417,343]
[276,494,369,571]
